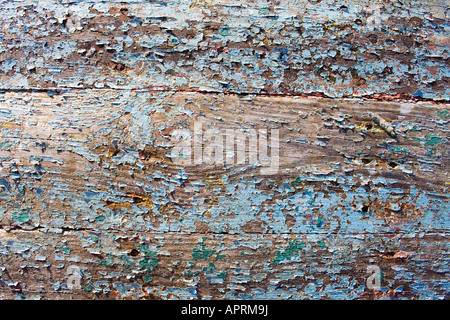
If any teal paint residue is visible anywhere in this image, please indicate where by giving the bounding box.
[272,239,306,264]
[424,134,443,146]
[60,245,72,254]
[192,238,216,261]
[437,110,449,118]
[317,241,326,249]
[139,255,158,271]
[184,269,200,277]
[258,6,270,16]
[119,255,133,268]
[83,285,93,292]
[29,155,42,165]
[0,141,12,151]
[389,145,409,154]
[427,147,436,157]
[217,271,227,281]
[219,25,230,36]
[99,253,114,267]
[215,252,226,261]
[95,215,105,222]
[136,245,158,271]
[11,211,30,223]
[91,235,102,248]
[316,216,323,228]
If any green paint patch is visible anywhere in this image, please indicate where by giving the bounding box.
[144,275,153,283]
[316,216,323,228]
[258,6,270,15]
[95,215,105,222]
[215,253,226,261]
[192,238,224,261]
[193,244,215,260]
[183,250,228,282]
[83,285,92,292]
[184,269,201,277]
[317,241,326,249]
[427,147,436,157]
[60,245,72,254]
[389,145,409,154]
[135,245,158,272]
[424,134,443,146]
[0,141,12,151]
[437,110,449,118]
[140,256,158,270]
[120,255,133,265]
[100,253,114,267]
[217,271,227,281]
[290,177,301,185]
[273,239,306,264]
[12,211,30,223]
[204,262,227,282]
[90,235,102,248]
[29,155,42,164]
[219,25,230,36]
[120,255,134,270]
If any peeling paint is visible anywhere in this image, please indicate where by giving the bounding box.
[0,0,449,300]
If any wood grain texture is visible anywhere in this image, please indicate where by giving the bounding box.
[0,0,449,300]
[0,0,449,99]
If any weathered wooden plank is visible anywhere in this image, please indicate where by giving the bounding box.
[0,90,448,299]
[0,0,448,99]
[1,229,449,299]
[0,0,449,300]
